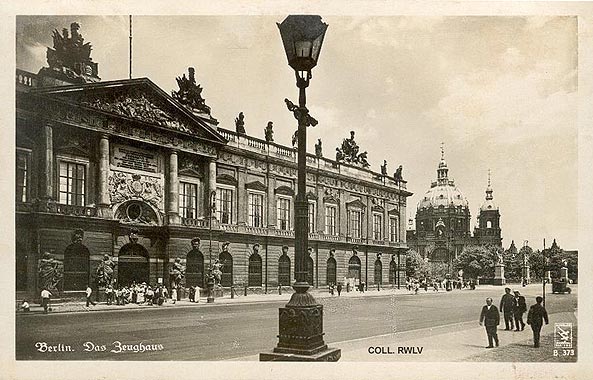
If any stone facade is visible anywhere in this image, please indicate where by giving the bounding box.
[16,60,411,298]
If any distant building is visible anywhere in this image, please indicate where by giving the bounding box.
[406,146,502,271]
[16,22,413,298]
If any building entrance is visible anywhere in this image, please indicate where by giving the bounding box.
[118,243,149,286]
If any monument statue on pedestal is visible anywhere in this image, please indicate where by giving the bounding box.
[38,251,63,293]
[96,254,116,287]
[169,257,186,289]
[493,249,506,286]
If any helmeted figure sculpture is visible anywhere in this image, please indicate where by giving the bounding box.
[96,254,116,287]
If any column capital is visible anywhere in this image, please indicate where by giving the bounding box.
[99,133,110,140]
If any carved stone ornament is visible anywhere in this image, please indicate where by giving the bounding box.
[172,67,212,115]
[335,131,370,168]
[81,90,197,135]
[109,171,164,212]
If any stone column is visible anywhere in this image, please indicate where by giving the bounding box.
[167,150,180,225]
[97,134,112,218]
[237,168,247,225]
[41,124,53,201]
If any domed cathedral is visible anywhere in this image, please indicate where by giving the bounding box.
[407,145,502,272]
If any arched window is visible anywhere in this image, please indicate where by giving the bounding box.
[486,220,492,229]
[248,254,262,286]
[63,242,90,290]
[389,259,396,284]
[278,254,291,286]
[348,255,361,281]
[219,251,233,287]
[374,259,383,285]
[326,257,337,285]
[186,249,204,288]
[306,256,314,286]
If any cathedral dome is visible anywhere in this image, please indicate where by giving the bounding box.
[417,144,469,211]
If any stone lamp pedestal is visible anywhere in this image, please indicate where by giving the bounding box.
[493,264,506,286]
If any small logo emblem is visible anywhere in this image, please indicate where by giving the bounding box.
[554,323,572,348]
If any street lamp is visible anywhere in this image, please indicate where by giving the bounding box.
[207,190,216,303]
[260,15,340,362]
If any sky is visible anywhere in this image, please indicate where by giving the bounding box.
[16,15,578,250]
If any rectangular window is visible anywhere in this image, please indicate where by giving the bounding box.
[308,202,316,232]
[389,216,399,242]
[373,213,383,240]
[349,209,362,238]
[217,187,233,224]
[179,182,198,219]
[16,150,29,203]
[325,205,337,235]
[59,161,86,206]
[277,197,291,230]
[248,192,264,227]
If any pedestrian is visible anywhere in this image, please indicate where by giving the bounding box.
[479,297,500,348]
[336,283,342,296]
[105,285,113,305]
[21,299,30,312]
[146,286,154,305]
[329,283,334,296]
[189,286,195,302]
[513,291,527,331]
[40,288,51,313]
[499,287,515,330]
[171,287,177,304]
[527,296,549,348]
[86,285,96,307]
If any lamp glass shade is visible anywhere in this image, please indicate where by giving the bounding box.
[278,15,328,72]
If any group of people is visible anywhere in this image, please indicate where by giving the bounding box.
[480,287,549,349]
[406,278,476,294]
[327,283,343,296]
[102,282,174,306]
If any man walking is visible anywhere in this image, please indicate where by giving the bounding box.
[527,296,549,348]
[513,291,527,331]
[40,288,52,313]
[499,287,515,330]
[479,297,500,348]
[86,285,96,307]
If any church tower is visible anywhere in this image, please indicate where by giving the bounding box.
[474,170,502,246]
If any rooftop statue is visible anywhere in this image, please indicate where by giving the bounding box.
[264,121,274,142]
[45,22,99,82]
[235,112,246,134]
[381,160,388,176]
[394,165,404,181]
[315,139,323,158]
[172,67,211,115]
[335,131,370,168]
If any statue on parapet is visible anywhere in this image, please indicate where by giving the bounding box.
[381,160,388,176]
[394,165,404,181]
[172,67,211,115]
[235,112,246,134]
[315,139,323,158]
[292,130,298,148]
[264,121,274,142]
[45,22,98,82]
[335,131,369,168]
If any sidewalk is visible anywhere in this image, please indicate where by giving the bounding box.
[232,311,577,362]
[17,285,425,314]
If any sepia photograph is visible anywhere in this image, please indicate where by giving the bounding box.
[5,2,593,379]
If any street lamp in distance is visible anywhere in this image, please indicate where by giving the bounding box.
[260,15,340,362]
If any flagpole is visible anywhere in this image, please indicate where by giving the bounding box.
[129,15,133,79]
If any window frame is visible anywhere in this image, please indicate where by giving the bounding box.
[276,195,292,231]
[16,148,31,203]
[247,191,265,228]
[324,204,337,235]
[348,208,363,239]
[56,155,89,206]
[372,212,383,240]
[389,216,399,242]
[308,200,316,233]
[216,185,235,224]
[179,180,199,219]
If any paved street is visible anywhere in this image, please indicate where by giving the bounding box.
[16,284,577,361]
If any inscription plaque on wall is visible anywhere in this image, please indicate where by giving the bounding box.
[113,145,159,173]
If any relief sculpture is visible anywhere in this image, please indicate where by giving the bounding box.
[108,171,164,212]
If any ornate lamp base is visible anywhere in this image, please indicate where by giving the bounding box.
[260,282,341,362]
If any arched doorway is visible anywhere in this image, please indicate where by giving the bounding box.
[348,255,361,282]
[248,254,262,286]
[118,242,149,286]
[374,259,383,285]
[219,251,233,287]
[63,242,90,290]
[327,257,337,285]
[278,254,290,286]
[389,259,396,285]
[306,256,314,286]
[186,249,204,288]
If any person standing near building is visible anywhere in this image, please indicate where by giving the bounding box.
[513,290,527,331]
[86,285,96,307]
[171,287,177,304]
[479,297,500,348]
[40,288,51,313]
[499,287,515,330]
[336,283,342,296]
[527,296,549,348]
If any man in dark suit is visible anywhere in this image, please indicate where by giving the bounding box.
[527,296,549,348]
[479,297,500,348]
[513,290,527,331]
[499,287,516,330]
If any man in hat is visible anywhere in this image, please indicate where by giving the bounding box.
[499,287,516,330]
[479,297,500,348]
[513,290,527,331]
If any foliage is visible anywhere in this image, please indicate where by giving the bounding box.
[406,249,429,279]
[504,245,533,281]
[452,245,496,279]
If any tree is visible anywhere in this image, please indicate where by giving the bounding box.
[528,250,544,281]
[406,249,429,279]
[453,245,495,279]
